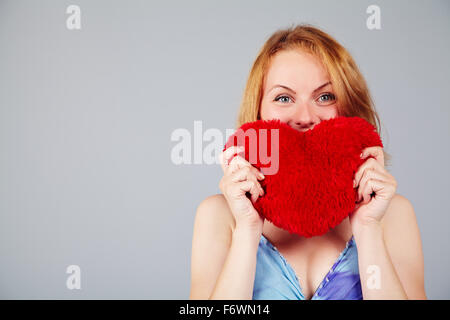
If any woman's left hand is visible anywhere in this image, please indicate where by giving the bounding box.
[349,146,398,231]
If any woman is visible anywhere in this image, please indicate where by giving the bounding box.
[189,24,426,300]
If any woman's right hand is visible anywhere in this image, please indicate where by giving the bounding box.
[219,146,265,233]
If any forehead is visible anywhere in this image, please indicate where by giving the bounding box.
[264,49,330,89]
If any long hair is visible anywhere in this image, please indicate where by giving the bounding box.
[237,24,390,165]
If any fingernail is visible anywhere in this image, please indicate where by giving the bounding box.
[353,180,356,187]
[360,153,364,158]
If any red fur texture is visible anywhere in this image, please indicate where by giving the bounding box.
[223,116,383,238]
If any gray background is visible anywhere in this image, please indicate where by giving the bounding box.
[0,0,449,299]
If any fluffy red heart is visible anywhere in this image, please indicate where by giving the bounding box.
[223,116,383,237]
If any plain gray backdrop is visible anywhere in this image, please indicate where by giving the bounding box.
[0,0,449,299]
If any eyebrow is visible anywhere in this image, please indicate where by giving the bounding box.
[269,81,332,95]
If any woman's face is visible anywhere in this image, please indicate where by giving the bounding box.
[260,49,339,132]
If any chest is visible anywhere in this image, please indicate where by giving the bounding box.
[275,240,348,300]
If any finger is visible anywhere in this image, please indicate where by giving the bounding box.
[356,167,390,196]
[361,146,385,167]
[238,180,261,203]
[357,171,393,203]
[231,167,265,196]
[223,146,245,169]
[358,176,372,204]
[232,165,265,181]
[354,158,385,188]
[250,165,265,180]
[231,166,263,182]
[360,178,385,204]
[249,180,263,203]
[220,146,245,172]
[358,174,371,204]
[358,170,376,203]
[231,166,251,182]
[227,155,252,175]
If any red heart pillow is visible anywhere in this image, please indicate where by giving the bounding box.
[223,116,383,237]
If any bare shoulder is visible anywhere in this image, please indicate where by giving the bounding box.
[195,194,236,233]
[189,194,235,299]
[380,193,427,299]
[381,193,417,231]
[381,193,421,246]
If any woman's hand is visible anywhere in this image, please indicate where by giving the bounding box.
[219,146,265,233]
[349,146,398,232]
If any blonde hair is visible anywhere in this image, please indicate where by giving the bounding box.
[237,24,390,165]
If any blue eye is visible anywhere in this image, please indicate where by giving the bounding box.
[274,95,293,103]
[317,93,336,104]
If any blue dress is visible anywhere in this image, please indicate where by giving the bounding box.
[252,234,362,300]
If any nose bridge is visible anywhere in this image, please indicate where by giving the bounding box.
[293,99,314,123]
